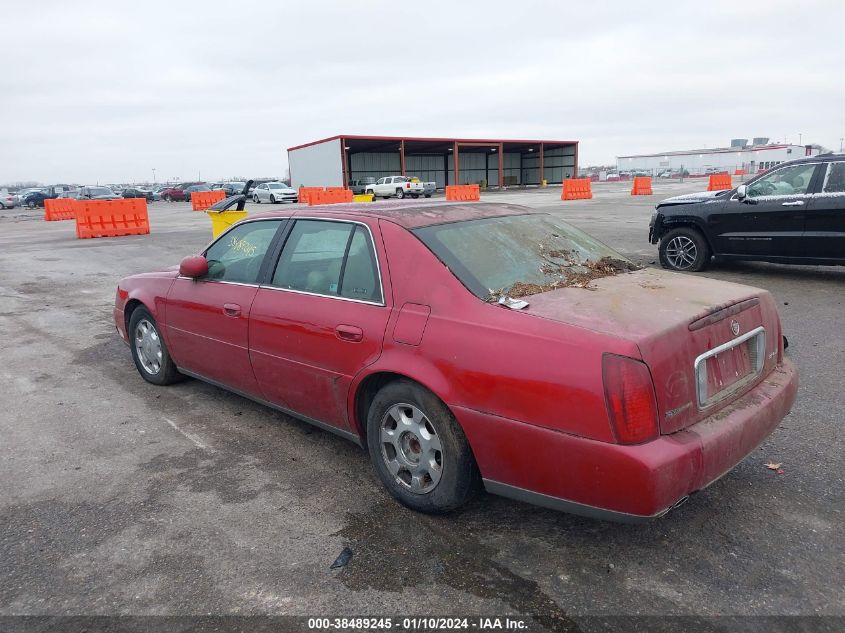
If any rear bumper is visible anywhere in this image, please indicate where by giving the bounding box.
[457,358,798,521]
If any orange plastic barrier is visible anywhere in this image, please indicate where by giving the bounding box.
[734,168,746,176]
[631,176,653,195]
[298,187,325,204]
[75,199,150,239]
[561,178,593,200]
[308,189,353,206]
[44,198,78,221]
[708,174,733,191]
[445,184,480,201]
[191,190,226,211]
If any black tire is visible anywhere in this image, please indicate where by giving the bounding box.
[411,194,419,199]
[127,306,184,386]
[395,188,405,199]
[658,227,711,272]
[424,194,431,198]
[253,195,260,203]
[366,190,376,199]
[163,194,171,202]
[366,380,480,514]
[270,195,276,203]
[27,200,37,209]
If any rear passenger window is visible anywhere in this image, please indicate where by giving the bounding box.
[822,162,845,194]
[271,220,382,302]
[340,226,382,303]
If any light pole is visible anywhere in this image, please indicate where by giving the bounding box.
[798,133,802,145]
[152,168,156,185]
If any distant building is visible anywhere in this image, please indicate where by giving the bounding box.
[287,135,579,189]
[617,139,820,176]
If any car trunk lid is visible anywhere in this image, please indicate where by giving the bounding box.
[517,268,781,434]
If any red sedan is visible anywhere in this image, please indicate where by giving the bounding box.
[114,203,798,521]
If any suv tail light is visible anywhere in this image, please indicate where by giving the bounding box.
[602,354,659,444]
[406,182,410,188]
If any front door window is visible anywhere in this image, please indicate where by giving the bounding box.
[203,220,283,284]
[747,163,818,198]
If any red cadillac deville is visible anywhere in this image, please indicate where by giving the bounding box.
[114,203,798,521]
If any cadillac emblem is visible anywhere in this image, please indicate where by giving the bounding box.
[730,320,741,336]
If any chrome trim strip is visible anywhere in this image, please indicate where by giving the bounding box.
[257,284,384,306]
[482,479,673,523]
[694,325,766,409]
[177,368,363,446]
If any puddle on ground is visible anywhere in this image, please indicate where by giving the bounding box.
[334,501,581,632]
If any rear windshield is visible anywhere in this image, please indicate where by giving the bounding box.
[88,187,113,196]
[413,214,637,301]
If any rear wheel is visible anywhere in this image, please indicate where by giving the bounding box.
[366,380,480,514]
[163,194,171,202]
[396,188,405,199]
[424,194,432,198]
[128,307,183,385]
[659,227,710,272]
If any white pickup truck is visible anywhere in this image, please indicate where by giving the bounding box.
[366,176,426,199]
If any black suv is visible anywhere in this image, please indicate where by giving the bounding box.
[649,153,845,271]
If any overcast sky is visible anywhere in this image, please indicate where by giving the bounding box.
[2,0,843,184]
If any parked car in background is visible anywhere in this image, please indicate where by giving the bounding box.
[22,191,52,208]
[183,184,211,201]
[114,202,796,519]
[212,182,248,196]
[366,175,425,199]
[122,187,154,201]
[0,191,17,209]
[649,153,845,271]
[75,186,118,200]
[252,182,298,204]
[159,184,198,202]
[15,188,45,205]
[422,181,436,197]
[349,177,377,195]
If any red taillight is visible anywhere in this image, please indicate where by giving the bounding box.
[602,354,659,444]
[406,182,410,188]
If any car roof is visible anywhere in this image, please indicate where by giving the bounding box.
[249,201,541,229]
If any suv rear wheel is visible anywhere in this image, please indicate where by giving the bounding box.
[659,227,710,272]
[396,188,405,199]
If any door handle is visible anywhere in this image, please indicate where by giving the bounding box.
[223,303,241,317]
[781,201,805,207]
[335,324,363,342]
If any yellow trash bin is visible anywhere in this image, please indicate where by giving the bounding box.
[208,210,248,238]
[541,179,548,188]
[353,194,374,203]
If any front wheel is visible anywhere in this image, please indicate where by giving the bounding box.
[659,227,711,272]
[128,306,184,385]
[253,195,260,203]
[366,190,376,199]
[163,195,171,202]
[366,380,480,514]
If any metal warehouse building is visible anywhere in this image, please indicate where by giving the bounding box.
[287,135,578,190]
[617,138,818,176]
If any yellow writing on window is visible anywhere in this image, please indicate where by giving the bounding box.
[229,235,257,257]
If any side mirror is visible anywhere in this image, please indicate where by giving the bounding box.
[179,255,209,278]
[736,184,747,200]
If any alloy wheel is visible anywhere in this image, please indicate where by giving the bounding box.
[380,403,443,494]
[665,235,698,270]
